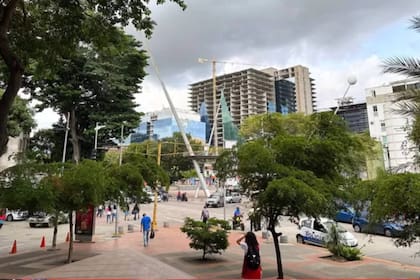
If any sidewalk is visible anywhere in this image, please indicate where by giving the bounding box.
[1,223,420,279]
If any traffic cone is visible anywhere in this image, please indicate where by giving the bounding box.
[40,236,46,248]
[65,232,70,242]
[9,240,17,254]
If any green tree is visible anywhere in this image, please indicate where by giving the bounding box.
[0,0,186,157]
[61,160,109,263]
[180,217,230,260]
[228,112,369,279]
[6,94,36,138]
[355,173,420,249]
[27,30,146,163]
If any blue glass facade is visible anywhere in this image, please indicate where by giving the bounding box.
[275,79,296,115]
[130,113,206,143]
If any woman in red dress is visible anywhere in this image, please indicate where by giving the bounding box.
[236,232,262,279]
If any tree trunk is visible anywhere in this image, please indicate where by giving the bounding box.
[69,110,80,164]
[0,0,23,157]
[268,227,284,279]
[67,211,74,264]
[52,210,59,249]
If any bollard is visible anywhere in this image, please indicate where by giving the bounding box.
[118,225,124,234]
[262,231,270,239]
[280,235,288,243]
[128,224,133,232]
[163,222,169,228]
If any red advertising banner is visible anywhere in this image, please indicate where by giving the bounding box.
[75,205,94,236]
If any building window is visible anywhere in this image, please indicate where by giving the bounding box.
[381,121,386,132]
[373,105,378,116]
[372,90,376,97]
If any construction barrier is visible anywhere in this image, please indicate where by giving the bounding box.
[40,236,46,248]
[9,240,17,254]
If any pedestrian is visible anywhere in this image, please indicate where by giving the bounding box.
[140,213,152,247]
[177,191,181,201]
[106,205,111,224]
[97,204,103,218]
[111,205,117,223]
[132,203,140,220]
[201,205,209,223]
[236,232,262,279]
[123,203,130,221]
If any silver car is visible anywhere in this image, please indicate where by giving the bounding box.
[226,192,242,203]
[28,212,69,228]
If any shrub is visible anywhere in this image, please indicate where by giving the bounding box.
[340,246,363,261]
[180,217,231,260]
[326,223,363,261]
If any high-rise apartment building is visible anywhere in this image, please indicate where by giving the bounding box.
[262,65,316,115]
[189,68,275,147]
[366,79,419,173]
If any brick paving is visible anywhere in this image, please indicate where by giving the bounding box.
[0,221,419,279]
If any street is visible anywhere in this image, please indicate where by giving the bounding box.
[1,188,419,267]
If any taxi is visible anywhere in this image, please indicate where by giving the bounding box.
[296,217,358,247]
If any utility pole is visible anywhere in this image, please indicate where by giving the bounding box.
[152,141,162,231]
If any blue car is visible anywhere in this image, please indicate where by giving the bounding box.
[335,206,355,223]
[352,213,404,237]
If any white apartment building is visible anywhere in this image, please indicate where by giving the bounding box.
[366,79,419,173]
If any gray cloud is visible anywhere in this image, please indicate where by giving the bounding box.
[128,1,419,106]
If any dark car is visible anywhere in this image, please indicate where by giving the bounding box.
[335,205,355,223]
[352,212,404,237]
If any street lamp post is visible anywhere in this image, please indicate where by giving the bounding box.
[93,123,106,159]
[113,123,125,238]
[334,76,357,115]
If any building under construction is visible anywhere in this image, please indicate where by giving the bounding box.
[189,68,275,147]
[189,65,316,147]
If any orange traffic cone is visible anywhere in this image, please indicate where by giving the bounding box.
[65,232,70,242]
[40,236,46,248]
[9,240,17,254]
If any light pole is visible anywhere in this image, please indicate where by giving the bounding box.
[93,123,106,159]
[113,122,125,238]
[334,76,357,115]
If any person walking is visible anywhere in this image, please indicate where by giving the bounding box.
[201,205,209,223]
[140,213,152,247]
[132,203,140,220]
[111,204,117,223]
[236,232,262,279]
[106,205,112,224]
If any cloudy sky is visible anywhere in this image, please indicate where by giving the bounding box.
[36,0,420,128]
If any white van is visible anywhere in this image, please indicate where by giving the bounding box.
[296,217,358,247]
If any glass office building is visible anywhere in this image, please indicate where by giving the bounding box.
[130,108,206,143]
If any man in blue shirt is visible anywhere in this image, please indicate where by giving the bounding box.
[140,213,152,247]
[234,207,241,218]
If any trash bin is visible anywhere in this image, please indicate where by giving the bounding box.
[280,235,288,243]
[128,224,134,232]
[118,226,124,234]
[262,231,270,239]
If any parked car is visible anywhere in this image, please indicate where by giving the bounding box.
[335,205,355,223]
[0,208,28,221]
[147,192,162,203]
[28,212,69,228]
[225,192,242,203]
[352,212,404,237]
[296,217,358,247]
[205,193,225,208]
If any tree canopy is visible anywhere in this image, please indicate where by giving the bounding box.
[0,0,186,156]
[216,112,370,278]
